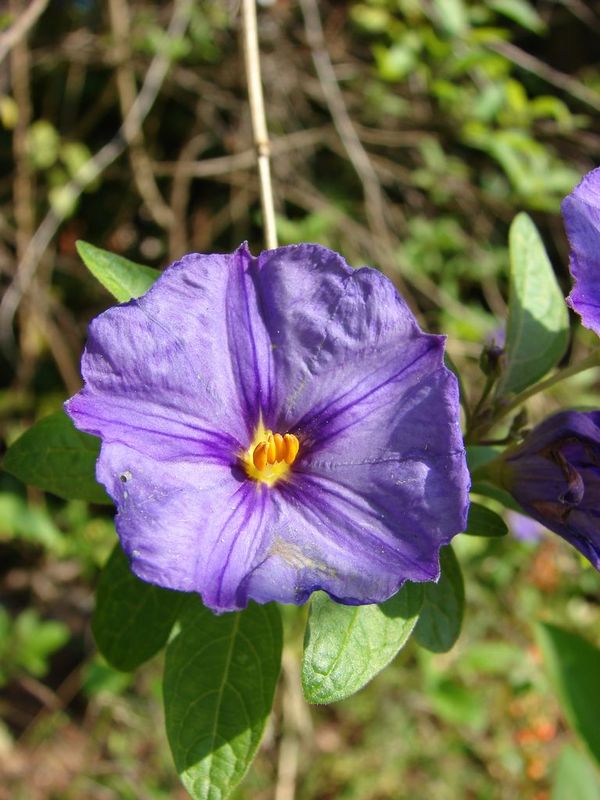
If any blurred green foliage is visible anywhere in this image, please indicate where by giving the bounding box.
[352,0,581,210]
[0,607,69,686]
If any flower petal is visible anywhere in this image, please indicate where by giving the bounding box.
[239,254,469,603]
[96,441,275,610]
[248,248,469,596]
[239,361,469,605]
[242,450,465,606]
[67,243,291,459]
[252,246,458,441]
[562,167,600,336]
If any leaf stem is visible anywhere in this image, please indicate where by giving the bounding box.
[500,348,600,417]
[467,348,600,442]
[241,0,278,250]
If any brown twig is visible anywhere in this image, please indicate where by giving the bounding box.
[107,0,174,229]
[0,0,49,65]
[488,39,600,112]
[168,131,210,260]
[10,0,35,261]
[298,0,415,307]
[10,0,37,388]
[274,650,313,800]
[154,127,330,179]
[241,0,278,250]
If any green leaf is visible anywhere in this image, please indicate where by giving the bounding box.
[552,745,600,800]
[414,546,464,653]
[467,446,525,512]
[76,240,160,302]
[301,582,423,704]
[431,0,468,36]
[537,623,600,766]
[489,0,545,33]
[92,545,185,671]
[466,444,502,474]
[3,411,108,504]
[499,213,569,396]
[428,678,487,728]
[164,599,282,800]
[13,609,70,677]
[0,492,65,551]
[464,502,508,537]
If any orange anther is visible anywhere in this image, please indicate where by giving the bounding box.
[283,433,300,465]
[252,442,268,471]
[273,433,285,460]
[266,434,277,464]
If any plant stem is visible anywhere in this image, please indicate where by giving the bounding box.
[470,373,496,423]
[241,0,278,250]
[467,348,600,442]
[501,349,600,417]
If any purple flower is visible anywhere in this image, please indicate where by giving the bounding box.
[561,166,600,336]
[65,244,469,613]
[499,411,600,568]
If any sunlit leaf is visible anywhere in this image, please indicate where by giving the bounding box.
[302,582,423,704]
[551,745,600,800]
[76,240,160,302]
[498,213,569,395]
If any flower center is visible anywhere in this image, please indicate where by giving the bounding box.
[243,427,300,485]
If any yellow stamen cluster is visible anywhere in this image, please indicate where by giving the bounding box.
[253,432,300,471]
[243,427,300,486]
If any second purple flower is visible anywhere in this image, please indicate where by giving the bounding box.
[561,165,600,335]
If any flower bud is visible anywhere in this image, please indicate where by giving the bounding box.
[499,410,600,569]
[479,342,504,378]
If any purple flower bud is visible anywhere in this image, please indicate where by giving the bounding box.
[561,166,600,336]
[499,411,600,568]
[65,244,470,613]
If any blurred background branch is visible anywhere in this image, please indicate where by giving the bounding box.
[242,0,278,249]
[0,0,192,349]
[0,0,49,65]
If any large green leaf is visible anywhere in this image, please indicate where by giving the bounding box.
[552,745,600,800]
[164,599,282,800]
[464,502,508,537]
[499,213,569,396]
[76,240,160,302]
[414,546,464,653]
[3,410,108,504]
[302,582,423,704]
[92,545,185,671]
[537,623,600,765]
